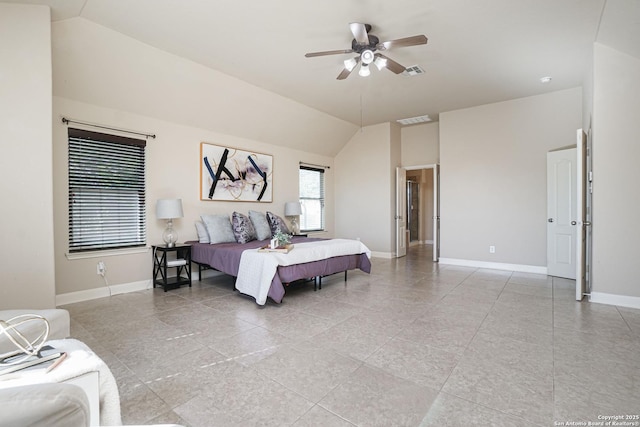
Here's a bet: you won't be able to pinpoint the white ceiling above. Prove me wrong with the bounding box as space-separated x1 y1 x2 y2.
5 0 640 127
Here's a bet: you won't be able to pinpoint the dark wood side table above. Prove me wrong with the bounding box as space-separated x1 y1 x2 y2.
152 244 192 291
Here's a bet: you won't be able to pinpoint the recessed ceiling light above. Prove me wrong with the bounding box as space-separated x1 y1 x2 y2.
397 115 432 125
540 76 552 83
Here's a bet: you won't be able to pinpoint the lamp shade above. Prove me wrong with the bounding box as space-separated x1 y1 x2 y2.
284 201 302 216
156 199 183 219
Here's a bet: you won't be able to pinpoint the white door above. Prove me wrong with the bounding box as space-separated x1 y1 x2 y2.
433 165 440 262
547 148 577 279
576 130 587 300
396 167 407 258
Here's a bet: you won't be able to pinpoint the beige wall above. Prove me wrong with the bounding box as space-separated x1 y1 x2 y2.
389 123 402 251
401 122 440 166
0 4 55 309
335 123 398 254
591 43 640 299
439 88 582 268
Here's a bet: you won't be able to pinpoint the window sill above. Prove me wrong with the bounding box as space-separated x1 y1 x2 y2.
301 230 328 236
65 246 150 260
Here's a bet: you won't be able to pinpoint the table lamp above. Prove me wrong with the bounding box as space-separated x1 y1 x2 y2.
284 201 302 235
156 199 183 247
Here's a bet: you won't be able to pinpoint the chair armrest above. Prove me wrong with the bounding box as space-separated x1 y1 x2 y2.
0 382 90 427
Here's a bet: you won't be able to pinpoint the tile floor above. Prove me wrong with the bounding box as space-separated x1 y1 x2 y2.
62 245 640 426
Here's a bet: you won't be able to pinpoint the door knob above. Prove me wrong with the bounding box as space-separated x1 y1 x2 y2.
571 221 577 225
548 218 554 223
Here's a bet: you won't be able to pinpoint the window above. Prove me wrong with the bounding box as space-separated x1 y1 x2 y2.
299 166 325 232
68 128 146 252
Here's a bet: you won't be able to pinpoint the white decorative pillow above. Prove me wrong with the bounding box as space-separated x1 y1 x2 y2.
200 214 236 244
194 221 210 244
266 211 291 235
249 210 272 241
232 212 257 244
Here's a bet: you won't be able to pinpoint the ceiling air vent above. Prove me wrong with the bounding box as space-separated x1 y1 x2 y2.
403 65 425 76
396 115 432 125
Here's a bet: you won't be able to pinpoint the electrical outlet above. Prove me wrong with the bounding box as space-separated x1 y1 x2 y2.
97 261 105 276
489 246 496 254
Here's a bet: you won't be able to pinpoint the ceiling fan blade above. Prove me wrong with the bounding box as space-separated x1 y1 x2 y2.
337 56 360 80
305 49 353 58
337 68 353 80
377 54 406 74
379 35 428 50
349 22 370 45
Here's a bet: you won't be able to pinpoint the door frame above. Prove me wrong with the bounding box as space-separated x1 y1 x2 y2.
576 129 588 301
404 164 440 261
395 167 407 258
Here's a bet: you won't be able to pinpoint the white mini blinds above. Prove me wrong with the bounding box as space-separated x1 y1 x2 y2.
68 128 146 252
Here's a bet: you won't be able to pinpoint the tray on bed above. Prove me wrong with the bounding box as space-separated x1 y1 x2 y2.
258 244 293 253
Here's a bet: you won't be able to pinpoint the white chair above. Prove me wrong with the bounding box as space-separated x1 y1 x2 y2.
0 382 184 427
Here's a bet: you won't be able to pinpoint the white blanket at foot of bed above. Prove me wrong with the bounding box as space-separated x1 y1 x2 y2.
236 238 371 305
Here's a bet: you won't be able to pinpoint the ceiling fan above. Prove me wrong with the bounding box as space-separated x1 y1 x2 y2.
305 23 428 80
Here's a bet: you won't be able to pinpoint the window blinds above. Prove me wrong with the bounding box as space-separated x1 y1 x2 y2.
68 128 146 252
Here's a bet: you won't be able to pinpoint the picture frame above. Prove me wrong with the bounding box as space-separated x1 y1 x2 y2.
200 142 273 202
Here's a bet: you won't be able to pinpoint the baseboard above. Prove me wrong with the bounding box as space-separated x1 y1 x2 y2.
371 251 394 259
425 240 434 244
589 292 640 310
438 258 547 275
56 280 152 306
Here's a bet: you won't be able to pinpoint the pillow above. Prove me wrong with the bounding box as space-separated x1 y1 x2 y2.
231 212 257 244
194 220 210 244
266 211 291 235
249 210 272 240
200 214 236 244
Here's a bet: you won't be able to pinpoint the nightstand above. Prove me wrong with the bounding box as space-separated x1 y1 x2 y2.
152 244 192 291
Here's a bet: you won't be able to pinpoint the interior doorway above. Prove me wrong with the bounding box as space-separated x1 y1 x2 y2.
407 180 420 243
404 164 439 261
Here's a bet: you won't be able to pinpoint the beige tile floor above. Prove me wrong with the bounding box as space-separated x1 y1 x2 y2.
62 245 640 426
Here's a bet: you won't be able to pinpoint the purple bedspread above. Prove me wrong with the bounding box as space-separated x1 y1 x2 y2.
189 236 371 303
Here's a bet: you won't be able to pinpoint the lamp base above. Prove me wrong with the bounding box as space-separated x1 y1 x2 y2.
290 218 299 235
162 219 178 248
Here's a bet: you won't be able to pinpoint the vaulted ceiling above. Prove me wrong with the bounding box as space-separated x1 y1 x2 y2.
5 0 640 127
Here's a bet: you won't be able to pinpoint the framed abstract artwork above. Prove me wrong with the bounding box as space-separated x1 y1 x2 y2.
200 142 273 202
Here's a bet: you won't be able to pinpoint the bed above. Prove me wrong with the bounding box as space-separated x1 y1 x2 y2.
190 236 371 304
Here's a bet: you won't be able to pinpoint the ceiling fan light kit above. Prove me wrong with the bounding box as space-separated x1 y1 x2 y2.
374 56 387 71
305 23 428 80
361 49 375 64
344 57 358 71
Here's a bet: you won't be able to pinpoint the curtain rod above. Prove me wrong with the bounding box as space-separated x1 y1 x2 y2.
61 117 156 139
299 161 330 169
